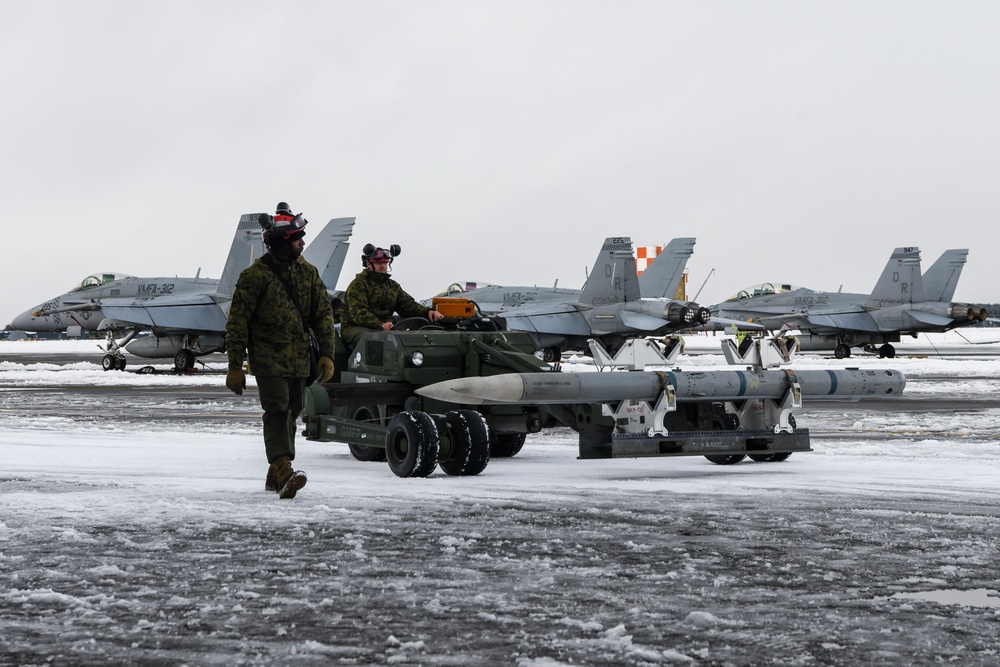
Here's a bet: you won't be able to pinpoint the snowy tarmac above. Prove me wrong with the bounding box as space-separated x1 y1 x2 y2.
1 338 999 666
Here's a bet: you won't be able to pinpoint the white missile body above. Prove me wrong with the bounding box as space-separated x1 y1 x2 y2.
416 368 906 406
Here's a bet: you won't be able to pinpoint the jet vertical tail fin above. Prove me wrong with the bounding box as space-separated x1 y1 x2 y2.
301 217 356 290
579 237 641 305
865 246 922 307
920 249 968 303
217 214 267 298
637 237 696 299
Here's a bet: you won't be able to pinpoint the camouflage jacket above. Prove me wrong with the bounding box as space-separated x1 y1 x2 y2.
225 254 334 377
340 270 429 331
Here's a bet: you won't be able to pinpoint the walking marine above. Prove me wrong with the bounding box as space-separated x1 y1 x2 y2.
225 202 335 499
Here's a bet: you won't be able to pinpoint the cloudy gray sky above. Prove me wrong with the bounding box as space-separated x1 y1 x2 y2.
3 1 998 328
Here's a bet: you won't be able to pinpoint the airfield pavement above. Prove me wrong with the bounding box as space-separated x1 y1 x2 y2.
1 340 999 666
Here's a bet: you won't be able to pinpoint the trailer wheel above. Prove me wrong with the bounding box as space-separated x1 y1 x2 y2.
490 432 526 458
705 406 745 465
348 405 387 462
385 411 439 478
440 410 490 476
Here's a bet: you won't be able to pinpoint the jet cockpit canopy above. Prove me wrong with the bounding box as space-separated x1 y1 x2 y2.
724 282 804 302
69 273 136 293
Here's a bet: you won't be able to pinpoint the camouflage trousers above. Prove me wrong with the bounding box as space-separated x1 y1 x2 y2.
256 376 308 463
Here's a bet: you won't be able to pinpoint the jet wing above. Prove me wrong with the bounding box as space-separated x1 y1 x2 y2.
804 312 879 332
98 294 227 334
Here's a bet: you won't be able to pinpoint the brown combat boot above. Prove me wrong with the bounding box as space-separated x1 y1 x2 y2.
264 466 279 492
269 456 307 499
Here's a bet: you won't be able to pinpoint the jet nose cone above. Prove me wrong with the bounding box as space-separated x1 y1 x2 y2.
9 308 41 331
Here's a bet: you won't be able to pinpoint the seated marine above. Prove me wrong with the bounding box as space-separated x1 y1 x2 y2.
339 243 443 348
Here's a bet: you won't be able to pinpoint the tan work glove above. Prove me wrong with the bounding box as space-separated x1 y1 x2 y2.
317 355 335 383
226 367 246 396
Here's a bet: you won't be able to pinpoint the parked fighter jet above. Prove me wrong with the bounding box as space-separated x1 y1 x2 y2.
428 237 697 312
481 237 709 361
709 247 988 358
10 215 355 371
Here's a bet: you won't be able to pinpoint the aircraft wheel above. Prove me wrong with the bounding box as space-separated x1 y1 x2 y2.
439 409 490 476
769 452 792 462
174 349 195 372
879 343 896 358
490 432 526 458
101 354 116 372
541 346 561 363
834 343 851 359
347 405 387 462
115 357 127 371
385 411 439 478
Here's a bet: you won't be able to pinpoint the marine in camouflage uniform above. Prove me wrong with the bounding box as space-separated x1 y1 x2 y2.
340 245 443 348
225 203 335 499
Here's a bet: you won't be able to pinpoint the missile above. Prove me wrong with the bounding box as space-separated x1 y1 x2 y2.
416 368 906 406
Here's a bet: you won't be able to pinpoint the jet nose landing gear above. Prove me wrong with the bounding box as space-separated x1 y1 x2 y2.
174 349 196 372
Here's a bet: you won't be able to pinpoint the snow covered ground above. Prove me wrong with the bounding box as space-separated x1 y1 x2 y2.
1 339 999 666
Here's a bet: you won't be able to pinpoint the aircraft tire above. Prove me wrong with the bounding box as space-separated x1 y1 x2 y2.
174 349 195 372
347 405 387 462
101 354 116 372
879 343 896 358
490 432 526 458
439 409 490 476
834 344 851 359
115 357 127 371
542 347 561 363
385 411 439 478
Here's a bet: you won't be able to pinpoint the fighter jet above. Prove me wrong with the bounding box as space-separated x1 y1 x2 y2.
480 237 709 361
10 215 355 371
709 247 989 358
428 237 697 311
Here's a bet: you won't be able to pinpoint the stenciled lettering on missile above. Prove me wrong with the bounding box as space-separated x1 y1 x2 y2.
524 378 574 399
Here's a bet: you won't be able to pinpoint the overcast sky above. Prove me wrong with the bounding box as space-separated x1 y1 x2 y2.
3 1 998 328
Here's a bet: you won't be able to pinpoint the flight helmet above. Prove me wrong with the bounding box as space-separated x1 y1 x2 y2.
259 212 307 248
361 243 401 268
275 201 293 216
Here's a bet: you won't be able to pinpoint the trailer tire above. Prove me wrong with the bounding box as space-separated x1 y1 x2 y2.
490 432 526 458
705 405 745 465
440 410 490 476
348 405 387 462
385 411 439 478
